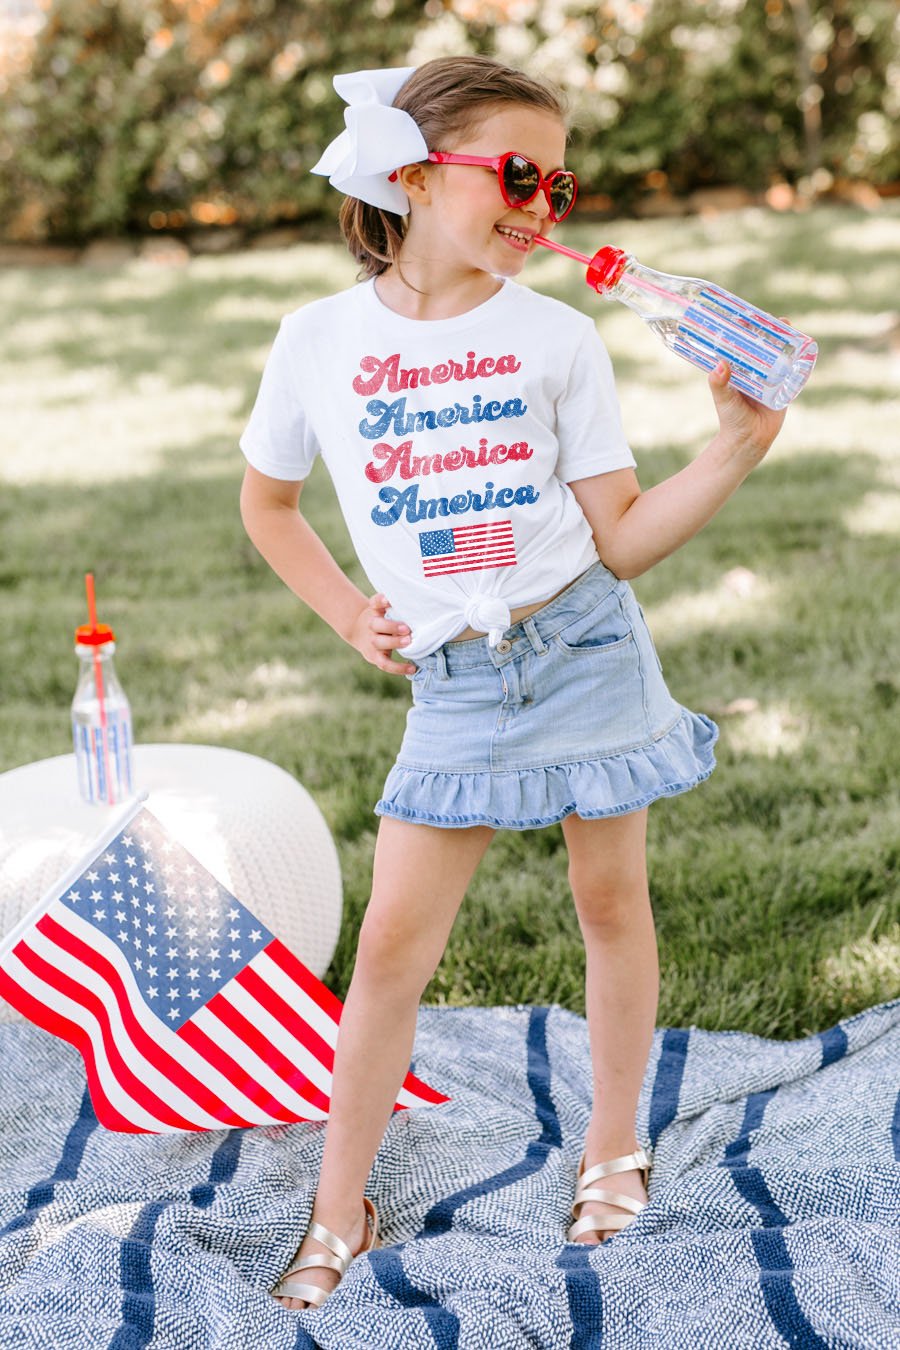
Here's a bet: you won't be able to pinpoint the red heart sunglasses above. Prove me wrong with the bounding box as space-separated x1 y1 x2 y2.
390 151 578 223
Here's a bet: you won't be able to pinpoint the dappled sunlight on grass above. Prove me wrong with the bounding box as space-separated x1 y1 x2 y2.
843 490 900 536
168 658 321 738
169 690 324 740
643 565 781 642
721 701 810 760
819 924 900 1010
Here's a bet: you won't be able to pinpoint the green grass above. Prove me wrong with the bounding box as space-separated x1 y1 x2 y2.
1 204 898 1038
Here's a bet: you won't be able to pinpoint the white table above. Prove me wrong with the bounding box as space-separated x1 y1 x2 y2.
0 744 342 1023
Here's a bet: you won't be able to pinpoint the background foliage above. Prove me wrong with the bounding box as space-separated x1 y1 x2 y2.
1 0 898 243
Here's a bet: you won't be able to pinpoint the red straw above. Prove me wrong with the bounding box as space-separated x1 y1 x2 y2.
85 571 99 632
85 572 113 804
532 235 591 264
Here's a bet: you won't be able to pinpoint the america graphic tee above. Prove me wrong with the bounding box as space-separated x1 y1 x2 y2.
239 276 636 660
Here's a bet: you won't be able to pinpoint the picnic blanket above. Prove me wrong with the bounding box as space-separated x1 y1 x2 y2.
1 1000 898 1349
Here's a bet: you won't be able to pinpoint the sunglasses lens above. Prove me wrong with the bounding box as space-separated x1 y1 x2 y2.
549 173 577 221
502 154 541 205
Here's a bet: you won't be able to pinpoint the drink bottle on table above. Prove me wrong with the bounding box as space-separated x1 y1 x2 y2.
71 575 134 806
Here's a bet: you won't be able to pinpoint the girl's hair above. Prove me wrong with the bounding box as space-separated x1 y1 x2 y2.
338 55 568 279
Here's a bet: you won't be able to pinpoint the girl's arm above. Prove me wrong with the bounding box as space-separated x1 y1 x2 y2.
569 361 787 580
240 465 416 674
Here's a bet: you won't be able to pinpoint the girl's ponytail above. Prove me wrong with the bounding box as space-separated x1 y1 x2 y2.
339 196 404 278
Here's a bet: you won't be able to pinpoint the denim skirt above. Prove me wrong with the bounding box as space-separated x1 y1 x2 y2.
375 561 718 830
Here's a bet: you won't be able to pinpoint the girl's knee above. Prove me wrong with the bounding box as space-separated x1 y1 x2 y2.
568 866 650 931
354 904 441 993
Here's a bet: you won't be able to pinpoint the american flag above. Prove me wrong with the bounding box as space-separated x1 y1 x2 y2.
0 803 448 1133
419 521 517 577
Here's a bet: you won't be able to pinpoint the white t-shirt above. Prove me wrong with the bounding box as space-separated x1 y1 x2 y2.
240 276 635 660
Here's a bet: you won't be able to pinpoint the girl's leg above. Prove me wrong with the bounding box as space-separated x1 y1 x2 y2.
560 807 658 1239
276 816 494 1308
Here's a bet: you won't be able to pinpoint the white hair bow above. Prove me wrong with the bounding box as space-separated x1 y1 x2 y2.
311 67 428 215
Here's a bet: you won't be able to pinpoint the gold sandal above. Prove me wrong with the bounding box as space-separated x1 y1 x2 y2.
271 1197 379 1307
567 1147 652 1243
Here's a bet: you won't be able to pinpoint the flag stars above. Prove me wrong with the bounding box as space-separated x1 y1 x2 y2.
249 930 263 943
68 890 81 903
124 853 136 866
167 1008 180 1021
167 947 178 959
147 986 158 998
164 905 177 919
119 930 129 943
86 870 100 883
230 949 241 961
189 988 201 1001
228 929 240 941
107 872 120 885
103 852 116 865
144 902 155 914
167 988 180 1000
144 882 155 895
115 910 127 923
112 891 124 904
188 967 200 980
142 860 154 874
90 890 103 903
208 968 221 981
128 876 139 889
148 965 158 978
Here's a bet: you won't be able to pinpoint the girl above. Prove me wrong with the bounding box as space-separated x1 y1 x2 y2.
239 56 786 1309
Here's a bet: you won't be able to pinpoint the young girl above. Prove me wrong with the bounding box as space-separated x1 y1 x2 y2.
239 56 786 1309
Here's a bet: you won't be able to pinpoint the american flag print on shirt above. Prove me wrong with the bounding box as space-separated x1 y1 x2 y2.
419 520 517 577
0 804 448 1133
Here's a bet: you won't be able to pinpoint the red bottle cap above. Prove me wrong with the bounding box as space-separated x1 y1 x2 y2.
586 246 628 293
75 623 115 645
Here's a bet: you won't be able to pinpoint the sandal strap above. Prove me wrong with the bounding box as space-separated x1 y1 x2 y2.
572 1187 647 1218
567 1210 640 1242
280 1252 347 1279
270 1276 331 1305
306 1219 354 1270
579 1148 652 1190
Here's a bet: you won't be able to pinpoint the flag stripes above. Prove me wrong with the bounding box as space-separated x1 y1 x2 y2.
0 805 448 1132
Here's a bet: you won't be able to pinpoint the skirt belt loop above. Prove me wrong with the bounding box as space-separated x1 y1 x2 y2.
522 615 548 655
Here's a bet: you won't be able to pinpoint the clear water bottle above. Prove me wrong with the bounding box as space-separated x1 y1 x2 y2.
72 622 134 805
534 237 817 409
585 246 817 409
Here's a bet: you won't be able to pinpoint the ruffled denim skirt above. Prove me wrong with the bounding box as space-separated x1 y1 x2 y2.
376 561 718 830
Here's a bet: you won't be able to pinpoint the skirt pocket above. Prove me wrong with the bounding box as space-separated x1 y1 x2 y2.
552 584 633 655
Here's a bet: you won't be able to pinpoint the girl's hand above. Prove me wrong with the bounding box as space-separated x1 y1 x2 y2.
349 593 417 676
709 359 787 467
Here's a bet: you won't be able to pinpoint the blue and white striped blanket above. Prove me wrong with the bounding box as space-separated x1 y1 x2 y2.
1 1001 898 1349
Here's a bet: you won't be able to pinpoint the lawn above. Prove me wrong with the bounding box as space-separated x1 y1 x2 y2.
1 203 898 1038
